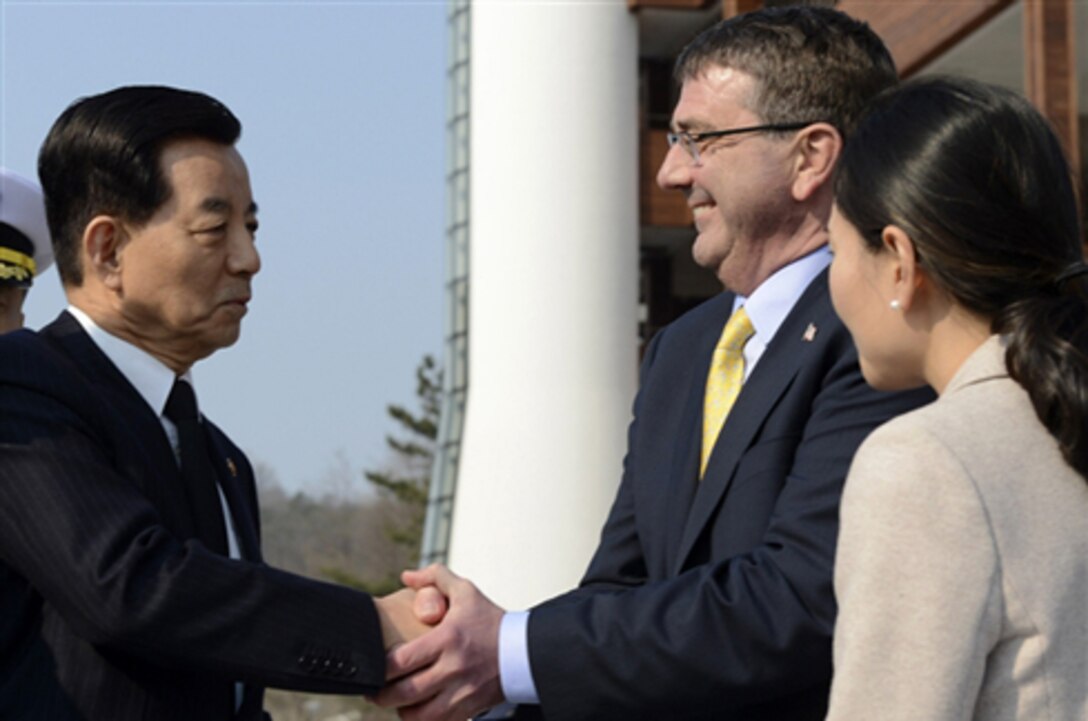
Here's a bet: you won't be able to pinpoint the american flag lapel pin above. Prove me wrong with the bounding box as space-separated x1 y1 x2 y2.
226 457 238 478
802 323 818 342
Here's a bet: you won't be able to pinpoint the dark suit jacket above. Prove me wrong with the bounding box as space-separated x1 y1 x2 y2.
0 312 385 720
521 272 934 721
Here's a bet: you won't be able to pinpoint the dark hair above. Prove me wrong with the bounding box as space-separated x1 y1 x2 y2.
674 5 897 139
38 85 241 286
835 76 1088 478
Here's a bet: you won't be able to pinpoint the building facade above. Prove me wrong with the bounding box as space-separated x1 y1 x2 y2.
424 0 1086 610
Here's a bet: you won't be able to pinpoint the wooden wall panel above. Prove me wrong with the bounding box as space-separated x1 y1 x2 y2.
641 129 693 227
1024 0 1079 177
836 0 1013 77
723 0 763 17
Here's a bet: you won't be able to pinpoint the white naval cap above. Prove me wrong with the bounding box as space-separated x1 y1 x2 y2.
0 167 54 288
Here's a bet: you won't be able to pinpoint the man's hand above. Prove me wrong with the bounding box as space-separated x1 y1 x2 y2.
375 586 449 650
374 564 506 721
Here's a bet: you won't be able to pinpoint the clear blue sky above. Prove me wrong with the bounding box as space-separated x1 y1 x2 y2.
1 0 447 495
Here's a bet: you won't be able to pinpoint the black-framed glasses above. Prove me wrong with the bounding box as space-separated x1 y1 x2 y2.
666 121 818 166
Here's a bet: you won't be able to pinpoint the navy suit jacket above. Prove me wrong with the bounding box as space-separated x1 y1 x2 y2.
521 272 934 720
0 312 385 720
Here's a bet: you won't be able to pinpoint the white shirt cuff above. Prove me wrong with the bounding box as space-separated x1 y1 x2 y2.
499 610 540 705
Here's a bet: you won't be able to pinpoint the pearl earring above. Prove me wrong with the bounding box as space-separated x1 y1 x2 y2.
889 299 901 311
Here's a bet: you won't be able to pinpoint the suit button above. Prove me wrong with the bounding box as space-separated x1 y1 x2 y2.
347 664 358 676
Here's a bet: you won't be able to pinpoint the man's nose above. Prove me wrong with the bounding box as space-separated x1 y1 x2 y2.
229 232 261 277
657 141 692 191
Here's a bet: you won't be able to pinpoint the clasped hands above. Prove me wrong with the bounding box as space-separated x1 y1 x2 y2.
374 564 507 721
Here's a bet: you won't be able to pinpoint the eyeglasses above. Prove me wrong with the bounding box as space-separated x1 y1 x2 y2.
666 121 817 166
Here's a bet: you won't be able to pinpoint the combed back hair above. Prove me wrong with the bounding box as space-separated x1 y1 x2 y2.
38 85 242 286
674 6 897 139
835 76 1088 479
674 4 896 138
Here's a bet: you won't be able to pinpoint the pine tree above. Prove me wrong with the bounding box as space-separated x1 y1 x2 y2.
365 354 441 548
326 354 441 595
365 353 441 561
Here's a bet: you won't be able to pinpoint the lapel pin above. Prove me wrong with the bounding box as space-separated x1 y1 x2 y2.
226 457 238 478
802 323 818 342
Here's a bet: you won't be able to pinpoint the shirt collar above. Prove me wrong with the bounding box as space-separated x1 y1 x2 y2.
67 305 196 417
733 246 831 343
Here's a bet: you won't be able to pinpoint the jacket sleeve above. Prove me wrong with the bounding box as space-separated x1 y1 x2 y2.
0 345 387 695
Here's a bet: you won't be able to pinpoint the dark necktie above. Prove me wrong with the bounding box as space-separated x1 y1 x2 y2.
164 379 229 555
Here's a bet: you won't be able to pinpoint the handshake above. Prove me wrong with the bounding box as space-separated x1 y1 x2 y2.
372 564 508 721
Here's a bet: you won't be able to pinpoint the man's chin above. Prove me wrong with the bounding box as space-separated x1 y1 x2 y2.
691 236 725 274
194 323 243 359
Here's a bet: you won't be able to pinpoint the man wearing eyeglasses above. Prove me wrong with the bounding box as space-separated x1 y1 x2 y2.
378 7 933 721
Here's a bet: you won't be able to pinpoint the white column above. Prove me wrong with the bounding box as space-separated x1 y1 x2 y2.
448 0 640 610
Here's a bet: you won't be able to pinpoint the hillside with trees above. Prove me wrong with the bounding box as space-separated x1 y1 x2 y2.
260 356 440 721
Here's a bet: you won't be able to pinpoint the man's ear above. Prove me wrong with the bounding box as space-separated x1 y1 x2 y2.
881 224 924 311
82 216 126 291
791 123 841 202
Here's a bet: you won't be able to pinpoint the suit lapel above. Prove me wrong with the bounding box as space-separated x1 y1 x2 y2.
45 312 263 563
41 311 200 540
206 427 262 562
662 294 733 564
673 274 829 574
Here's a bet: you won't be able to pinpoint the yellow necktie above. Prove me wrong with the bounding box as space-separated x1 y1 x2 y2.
701 307 755 478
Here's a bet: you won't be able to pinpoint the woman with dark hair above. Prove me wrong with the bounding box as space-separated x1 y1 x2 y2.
824 76 1088 720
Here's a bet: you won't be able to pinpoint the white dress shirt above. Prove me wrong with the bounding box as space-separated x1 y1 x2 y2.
68 306 243 558
495 247 833 710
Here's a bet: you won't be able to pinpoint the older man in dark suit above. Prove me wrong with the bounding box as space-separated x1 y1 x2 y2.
0 85 438 721
376 7 934 721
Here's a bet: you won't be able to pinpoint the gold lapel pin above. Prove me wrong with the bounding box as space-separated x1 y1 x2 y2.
226 458 238 478
802 323 818 342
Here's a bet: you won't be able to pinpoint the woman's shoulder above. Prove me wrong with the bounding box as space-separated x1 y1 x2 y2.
856 341 1028 476
849 368 1084 528
849 402 966 497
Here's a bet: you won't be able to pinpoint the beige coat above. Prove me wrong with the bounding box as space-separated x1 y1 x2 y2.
827 335 1088 721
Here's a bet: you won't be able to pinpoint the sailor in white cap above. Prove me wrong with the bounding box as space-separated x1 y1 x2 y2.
0 168 54 332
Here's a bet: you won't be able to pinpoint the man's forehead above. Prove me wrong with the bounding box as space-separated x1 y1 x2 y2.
673 65 758 127
158 139 254 210
688 62 748 85
159 138 247 180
